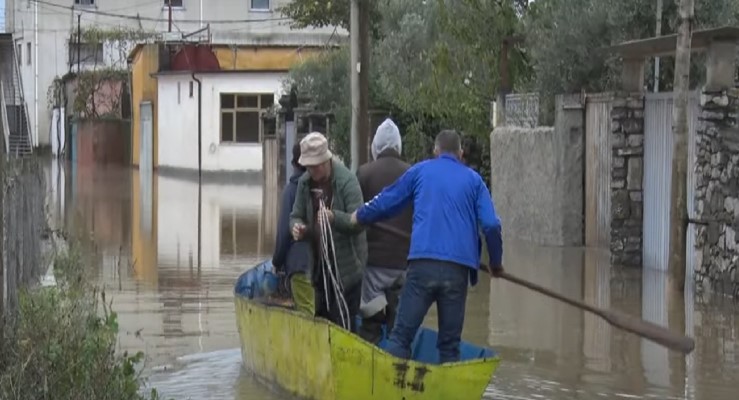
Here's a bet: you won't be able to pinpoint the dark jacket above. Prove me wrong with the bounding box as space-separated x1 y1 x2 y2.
356 149 412 269
290 159 367 289
272 169 311 276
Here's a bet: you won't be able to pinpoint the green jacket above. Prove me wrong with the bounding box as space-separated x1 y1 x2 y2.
289 159 367 289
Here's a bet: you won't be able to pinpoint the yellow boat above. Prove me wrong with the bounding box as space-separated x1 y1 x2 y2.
234 260 501 400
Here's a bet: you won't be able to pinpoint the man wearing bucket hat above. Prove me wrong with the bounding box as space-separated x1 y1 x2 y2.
289 132 367 332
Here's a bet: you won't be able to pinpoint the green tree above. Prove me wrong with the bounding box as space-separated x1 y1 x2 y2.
285 0 528 177
278 0 383 38
522 0 739 95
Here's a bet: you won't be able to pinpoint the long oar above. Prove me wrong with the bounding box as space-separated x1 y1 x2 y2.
371 222 696 355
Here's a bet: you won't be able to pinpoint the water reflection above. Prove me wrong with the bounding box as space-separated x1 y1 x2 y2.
44 160 739 400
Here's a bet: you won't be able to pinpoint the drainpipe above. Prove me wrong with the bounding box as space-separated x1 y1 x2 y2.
192 73 202 180
33 0 38 148
192 72 202 270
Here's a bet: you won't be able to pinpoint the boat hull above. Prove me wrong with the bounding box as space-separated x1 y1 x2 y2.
234 295 500 400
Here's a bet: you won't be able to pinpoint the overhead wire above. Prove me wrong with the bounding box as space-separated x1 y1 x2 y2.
28 0 290 24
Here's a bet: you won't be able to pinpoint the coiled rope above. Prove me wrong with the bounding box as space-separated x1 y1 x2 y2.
316 196 351 330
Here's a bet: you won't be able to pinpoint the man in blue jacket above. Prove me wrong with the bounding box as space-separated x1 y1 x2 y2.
272 143 313 315
350 129 504 363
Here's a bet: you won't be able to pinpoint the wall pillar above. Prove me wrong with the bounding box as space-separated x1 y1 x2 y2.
610 91 644 267
694 39 739 297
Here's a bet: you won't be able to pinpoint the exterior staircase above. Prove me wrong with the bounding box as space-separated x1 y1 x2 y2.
0 33 34 158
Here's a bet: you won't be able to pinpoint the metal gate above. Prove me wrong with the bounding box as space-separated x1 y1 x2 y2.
139 101 153 238
585 93 613 247
643 92 699 271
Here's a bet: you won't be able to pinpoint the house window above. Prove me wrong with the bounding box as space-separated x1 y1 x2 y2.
74 0 95 6
220 93 274 144
16 44 21 65
26 42 31 65
69 42 104 65
220 210 254 257
251 0 270 11
164 0 183 7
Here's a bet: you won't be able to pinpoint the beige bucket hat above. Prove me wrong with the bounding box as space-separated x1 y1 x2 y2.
299 132 333 166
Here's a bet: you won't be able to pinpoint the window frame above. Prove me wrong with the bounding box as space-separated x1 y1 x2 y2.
68 41 105 66
219 92 274 145
163 0 184 8
250 0 271 12
74 0 95 7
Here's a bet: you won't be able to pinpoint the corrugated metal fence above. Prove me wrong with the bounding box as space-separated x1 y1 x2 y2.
584 93 613 247
1 158 47 315
643 92 699 272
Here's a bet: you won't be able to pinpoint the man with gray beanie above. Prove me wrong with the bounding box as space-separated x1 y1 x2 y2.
350 129 504 363
356 118 412 344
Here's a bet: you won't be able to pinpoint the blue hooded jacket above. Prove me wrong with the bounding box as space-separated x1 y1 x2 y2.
272 169 311 276
356 154 503 286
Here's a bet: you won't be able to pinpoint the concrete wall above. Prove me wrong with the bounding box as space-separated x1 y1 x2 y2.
490 100 584 246
156 71 286 173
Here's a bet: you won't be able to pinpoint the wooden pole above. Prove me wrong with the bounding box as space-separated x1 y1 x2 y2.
349 0 370 170
358 0 370 166
349 0 360 171
668 0 694 291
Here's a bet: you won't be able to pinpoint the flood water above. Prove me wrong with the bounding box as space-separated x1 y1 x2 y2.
43 161 739 400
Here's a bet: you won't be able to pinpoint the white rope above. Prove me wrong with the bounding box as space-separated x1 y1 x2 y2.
317 197 351 330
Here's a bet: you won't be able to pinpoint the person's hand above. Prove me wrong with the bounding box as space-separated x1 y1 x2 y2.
292 223 307 240
350 210 358 226
271 261 284 275
318 209 334 225
489 264 504 278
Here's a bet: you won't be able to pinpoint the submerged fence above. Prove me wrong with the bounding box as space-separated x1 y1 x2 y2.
1 157 47 316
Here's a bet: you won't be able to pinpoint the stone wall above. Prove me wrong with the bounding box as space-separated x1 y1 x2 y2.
489 125 583 246
610 93 644 267
694 89 739 297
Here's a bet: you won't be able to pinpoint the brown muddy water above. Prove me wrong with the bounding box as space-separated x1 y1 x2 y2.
43 161 739 400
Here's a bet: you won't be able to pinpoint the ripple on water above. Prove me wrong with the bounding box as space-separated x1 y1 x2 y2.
145 349 286 400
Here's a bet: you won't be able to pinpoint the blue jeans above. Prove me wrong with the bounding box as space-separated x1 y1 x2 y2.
384 259 469 363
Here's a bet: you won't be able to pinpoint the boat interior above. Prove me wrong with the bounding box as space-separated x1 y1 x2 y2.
234 260 498 365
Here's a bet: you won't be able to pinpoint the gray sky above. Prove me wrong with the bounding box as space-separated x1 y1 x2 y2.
0 3 4 32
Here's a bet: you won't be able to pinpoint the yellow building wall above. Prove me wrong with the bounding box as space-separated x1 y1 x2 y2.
131 44 160 167
213 46 323 71
130 170 159 285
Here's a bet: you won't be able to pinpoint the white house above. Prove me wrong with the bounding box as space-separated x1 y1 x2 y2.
3 0 341 149
155 70 285 173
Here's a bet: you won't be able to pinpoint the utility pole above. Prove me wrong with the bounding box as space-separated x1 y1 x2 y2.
349 0 370 171
654 0 663 92
668 0 694 291
358 0 370 166
168 0 173 33
77 14 81 74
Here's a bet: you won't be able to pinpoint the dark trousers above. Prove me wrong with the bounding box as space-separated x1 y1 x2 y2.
315 279 361 333
385 259 469 363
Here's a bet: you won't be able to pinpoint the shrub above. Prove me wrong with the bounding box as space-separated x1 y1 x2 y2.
0 241 163 400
